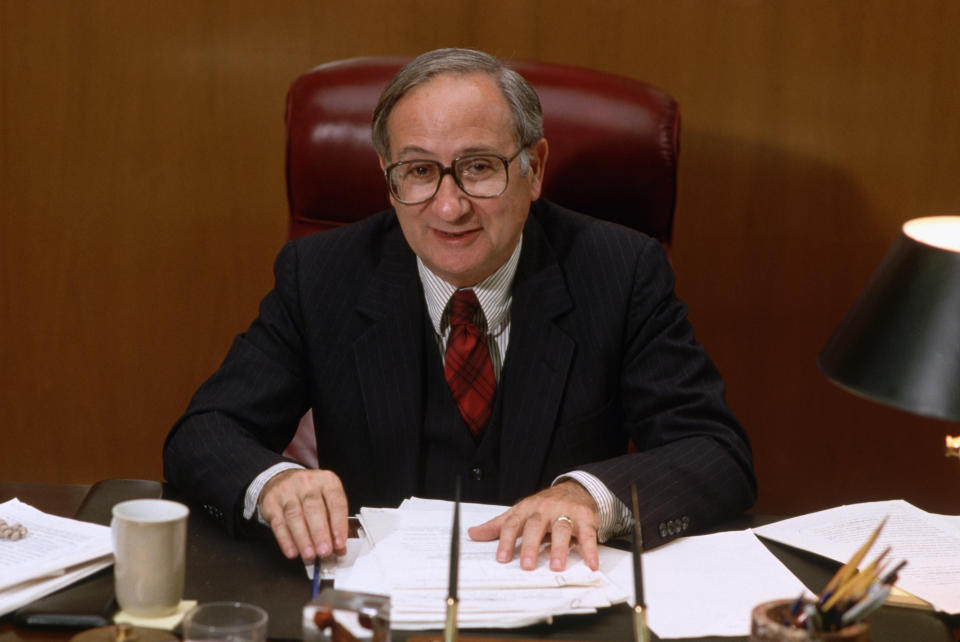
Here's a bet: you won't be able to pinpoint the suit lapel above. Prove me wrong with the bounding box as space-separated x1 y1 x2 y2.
352 224 424 501
498 212 575 501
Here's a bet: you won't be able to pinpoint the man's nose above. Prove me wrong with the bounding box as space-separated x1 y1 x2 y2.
432 173 470 220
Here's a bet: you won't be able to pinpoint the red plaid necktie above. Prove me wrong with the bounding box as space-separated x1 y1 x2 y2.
444 289 496 439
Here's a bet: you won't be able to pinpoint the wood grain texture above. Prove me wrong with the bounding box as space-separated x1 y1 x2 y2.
2 0 958 516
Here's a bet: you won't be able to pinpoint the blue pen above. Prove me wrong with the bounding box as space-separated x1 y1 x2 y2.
311 558 321 599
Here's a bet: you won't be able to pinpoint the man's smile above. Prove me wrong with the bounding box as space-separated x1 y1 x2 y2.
434 228 481 240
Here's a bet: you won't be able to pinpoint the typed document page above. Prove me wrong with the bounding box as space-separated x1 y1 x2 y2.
0 498 113 616
753 499 960 613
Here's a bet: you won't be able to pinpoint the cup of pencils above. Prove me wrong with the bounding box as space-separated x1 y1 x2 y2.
749 598 870 641
749 517 906 641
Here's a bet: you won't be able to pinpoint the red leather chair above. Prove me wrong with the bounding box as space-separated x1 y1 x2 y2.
282 57 680 466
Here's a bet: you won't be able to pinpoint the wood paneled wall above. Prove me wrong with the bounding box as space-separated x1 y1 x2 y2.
2 1 958 516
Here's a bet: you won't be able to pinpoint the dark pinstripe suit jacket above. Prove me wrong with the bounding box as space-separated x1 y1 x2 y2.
163 199 756 548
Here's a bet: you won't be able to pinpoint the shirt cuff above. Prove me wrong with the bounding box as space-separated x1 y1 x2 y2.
243 462 305 525
553 470 632 543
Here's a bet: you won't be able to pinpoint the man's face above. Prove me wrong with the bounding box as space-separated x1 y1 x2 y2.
380 72 548 288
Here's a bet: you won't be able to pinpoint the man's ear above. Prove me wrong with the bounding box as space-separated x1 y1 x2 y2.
527 138 549 201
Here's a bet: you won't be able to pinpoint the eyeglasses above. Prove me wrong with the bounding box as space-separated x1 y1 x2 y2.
383 149 524 205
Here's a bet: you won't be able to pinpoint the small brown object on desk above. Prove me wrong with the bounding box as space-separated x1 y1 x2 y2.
749 599 869 641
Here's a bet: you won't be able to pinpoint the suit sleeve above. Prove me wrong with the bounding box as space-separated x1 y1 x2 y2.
578 237 757 548
162 241 311 535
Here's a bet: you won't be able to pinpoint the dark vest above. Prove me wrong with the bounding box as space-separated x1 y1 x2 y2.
419 314 503 504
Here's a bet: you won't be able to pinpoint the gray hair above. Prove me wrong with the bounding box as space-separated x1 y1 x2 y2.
371 48 543 174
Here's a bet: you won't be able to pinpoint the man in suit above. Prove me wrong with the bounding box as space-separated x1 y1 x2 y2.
163 48 756 573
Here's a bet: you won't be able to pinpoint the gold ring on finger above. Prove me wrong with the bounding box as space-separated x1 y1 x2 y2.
553 515 575 531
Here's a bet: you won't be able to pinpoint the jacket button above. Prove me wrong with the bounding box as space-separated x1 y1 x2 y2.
658 522 668 538
681 516 690 531
471 466 483 481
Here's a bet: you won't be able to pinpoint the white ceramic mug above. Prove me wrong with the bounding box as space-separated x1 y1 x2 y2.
111 498 189 617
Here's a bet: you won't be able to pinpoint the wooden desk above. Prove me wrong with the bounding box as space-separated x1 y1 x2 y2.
1 481 956 642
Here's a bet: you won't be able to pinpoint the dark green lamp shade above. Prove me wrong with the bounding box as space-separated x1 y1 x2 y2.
817 216 960 422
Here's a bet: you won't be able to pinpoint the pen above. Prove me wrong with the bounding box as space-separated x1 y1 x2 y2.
840 584 891 626
790 516 900 633
880 559 907 585
838 559 906 627
630 484 650 642
311 558 321 599
445 476 461 642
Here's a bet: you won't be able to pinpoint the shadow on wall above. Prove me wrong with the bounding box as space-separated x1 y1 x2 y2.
672 128 957 516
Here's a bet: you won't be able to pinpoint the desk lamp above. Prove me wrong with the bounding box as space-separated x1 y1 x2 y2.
817 216 960 455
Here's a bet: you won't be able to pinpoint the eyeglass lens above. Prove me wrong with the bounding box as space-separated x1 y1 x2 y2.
388 155 509 204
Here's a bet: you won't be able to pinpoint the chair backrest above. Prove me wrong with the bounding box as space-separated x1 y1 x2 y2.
284 56 679 246
281 58 680 467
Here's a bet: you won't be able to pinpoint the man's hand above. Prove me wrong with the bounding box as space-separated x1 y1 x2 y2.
258 468 349 562
467 480 599 572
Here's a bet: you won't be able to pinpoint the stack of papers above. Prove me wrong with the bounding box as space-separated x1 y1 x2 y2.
336 497 632 629
332 497 810 636
0 498 113 617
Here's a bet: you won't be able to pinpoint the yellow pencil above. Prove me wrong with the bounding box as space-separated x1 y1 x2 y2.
822 517 887 598
822 546 889 611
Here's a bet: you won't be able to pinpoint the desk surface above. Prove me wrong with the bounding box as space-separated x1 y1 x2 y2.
1 481 955 642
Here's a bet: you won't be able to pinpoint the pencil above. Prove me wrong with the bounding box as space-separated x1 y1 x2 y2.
822 546 888 612
822 517 887 598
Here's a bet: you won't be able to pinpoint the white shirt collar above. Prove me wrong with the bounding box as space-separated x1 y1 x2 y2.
417 236 523 337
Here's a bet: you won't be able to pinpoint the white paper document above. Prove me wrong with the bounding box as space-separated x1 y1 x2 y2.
335 497 809 637
753 499 960 613
336 497 631 629
604 529 811 638
0 498 114 617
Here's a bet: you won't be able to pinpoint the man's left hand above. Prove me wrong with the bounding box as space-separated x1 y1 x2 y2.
467 480 599 571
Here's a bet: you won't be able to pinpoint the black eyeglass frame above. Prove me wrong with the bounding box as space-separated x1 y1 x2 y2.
383 148 525 205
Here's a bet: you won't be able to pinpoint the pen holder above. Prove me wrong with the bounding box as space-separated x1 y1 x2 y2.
303 588 390 642
749 599 870 641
